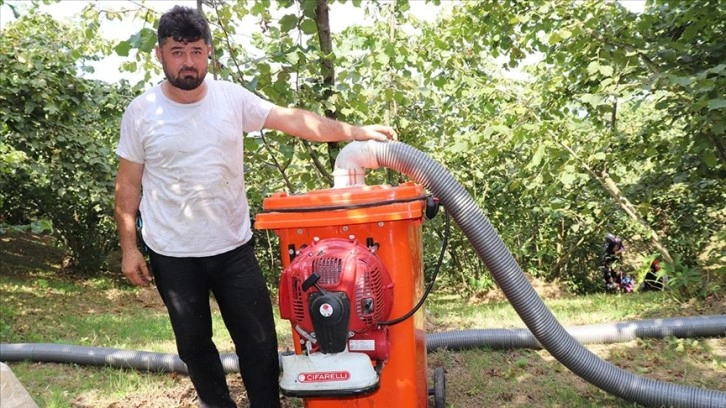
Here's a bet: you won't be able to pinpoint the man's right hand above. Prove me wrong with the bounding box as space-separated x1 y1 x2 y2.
121 248 153 287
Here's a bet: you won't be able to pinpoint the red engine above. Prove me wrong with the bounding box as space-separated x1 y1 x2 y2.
278 236 394 362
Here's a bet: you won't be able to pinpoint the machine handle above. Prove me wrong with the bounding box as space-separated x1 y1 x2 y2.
302 273 323 293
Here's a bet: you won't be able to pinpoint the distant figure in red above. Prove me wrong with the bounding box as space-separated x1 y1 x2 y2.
640 258 667 291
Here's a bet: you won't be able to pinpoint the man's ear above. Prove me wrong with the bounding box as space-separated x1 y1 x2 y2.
154 45 162 63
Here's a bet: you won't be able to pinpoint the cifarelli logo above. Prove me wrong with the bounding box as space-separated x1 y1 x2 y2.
298 371 351 382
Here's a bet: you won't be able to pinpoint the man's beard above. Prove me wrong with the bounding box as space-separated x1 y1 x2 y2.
163 64 206 91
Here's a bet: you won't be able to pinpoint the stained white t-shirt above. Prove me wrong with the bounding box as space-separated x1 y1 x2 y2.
117 79 274 257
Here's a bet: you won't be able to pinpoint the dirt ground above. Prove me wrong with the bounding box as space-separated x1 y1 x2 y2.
72 377 282 408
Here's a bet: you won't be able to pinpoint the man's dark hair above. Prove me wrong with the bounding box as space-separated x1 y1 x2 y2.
157 6 212 46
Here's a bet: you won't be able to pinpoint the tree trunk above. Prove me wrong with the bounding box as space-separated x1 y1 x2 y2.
559 141 674 264
600 171 673 264
706 131 726 168
313 0 340 172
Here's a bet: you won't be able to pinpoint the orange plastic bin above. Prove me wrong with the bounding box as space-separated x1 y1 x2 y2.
255 182 429 407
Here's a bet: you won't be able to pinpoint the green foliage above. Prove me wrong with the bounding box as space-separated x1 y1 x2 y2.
98 0 723 298
2 0 722 300
0 7 132 274
0 219 52 234
660 256 705 301
421 0 726 295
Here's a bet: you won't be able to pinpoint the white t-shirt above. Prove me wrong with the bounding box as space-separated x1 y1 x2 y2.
117 79 274 257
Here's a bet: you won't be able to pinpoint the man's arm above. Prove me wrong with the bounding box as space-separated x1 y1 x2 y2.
263 106 397 142
114 158 152 287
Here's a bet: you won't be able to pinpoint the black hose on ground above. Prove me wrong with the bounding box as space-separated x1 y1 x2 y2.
426 314 726 351
2 314 724 374
0 343 237 375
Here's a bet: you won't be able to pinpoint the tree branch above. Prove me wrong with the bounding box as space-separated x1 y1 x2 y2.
259 131 297 193
557 138 674 264
587 29 661 76
302 140 334 187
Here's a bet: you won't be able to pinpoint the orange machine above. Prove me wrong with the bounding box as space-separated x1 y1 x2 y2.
255 182 430 407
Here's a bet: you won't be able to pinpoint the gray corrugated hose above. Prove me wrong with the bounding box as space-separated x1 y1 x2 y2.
426 315 726 351
1 315 724 374
0 343 239 375
332 140 726 408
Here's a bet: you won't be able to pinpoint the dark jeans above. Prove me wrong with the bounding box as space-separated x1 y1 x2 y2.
149 239 280 408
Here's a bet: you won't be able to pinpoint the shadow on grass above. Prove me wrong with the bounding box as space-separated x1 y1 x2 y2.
0 232 65 275
426 332 725 408
424 286 725 407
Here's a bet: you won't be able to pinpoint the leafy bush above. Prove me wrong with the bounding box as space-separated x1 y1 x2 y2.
1 12 131 274
660 256 705 300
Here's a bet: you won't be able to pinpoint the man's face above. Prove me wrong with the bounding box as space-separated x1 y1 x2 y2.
156 38 211 91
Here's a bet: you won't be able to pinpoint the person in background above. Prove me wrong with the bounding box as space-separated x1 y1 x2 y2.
640 258 668 291
602 233 625 292
620 273 635 293
114 5 397 407
603 233 625 264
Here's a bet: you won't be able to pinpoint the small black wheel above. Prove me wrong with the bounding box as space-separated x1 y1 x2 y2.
433 367 446 408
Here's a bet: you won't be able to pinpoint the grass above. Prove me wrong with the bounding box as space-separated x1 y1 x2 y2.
426 336 725 407
1 232 724 407
427 290 708 330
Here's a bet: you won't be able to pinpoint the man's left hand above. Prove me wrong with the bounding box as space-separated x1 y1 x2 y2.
353 125 398 141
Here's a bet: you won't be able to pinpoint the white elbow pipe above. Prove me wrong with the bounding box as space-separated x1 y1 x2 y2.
332 141 382 188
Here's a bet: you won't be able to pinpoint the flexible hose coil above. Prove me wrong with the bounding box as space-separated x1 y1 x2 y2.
359 140 725 408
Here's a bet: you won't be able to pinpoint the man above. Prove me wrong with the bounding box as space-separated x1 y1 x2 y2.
114 6 396 408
